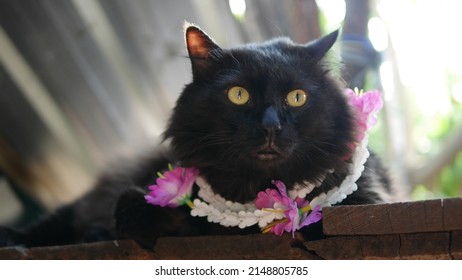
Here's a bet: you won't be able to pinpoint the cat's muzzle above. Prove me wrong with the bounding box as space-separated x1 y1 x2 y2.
256 146 283 161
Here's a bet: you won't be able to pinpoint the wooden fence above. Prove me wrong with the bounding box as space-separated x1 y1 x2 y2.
1 197 461 259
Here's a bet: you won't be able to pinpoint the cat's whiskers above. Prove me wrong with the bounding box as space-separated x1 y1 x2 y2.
218 142 247 163
291 148 310 170
183 131 232 155
299 139 339 165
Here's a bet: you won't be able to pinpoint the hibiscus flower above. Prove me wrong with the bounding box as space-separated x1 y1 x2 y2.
256 180 322 236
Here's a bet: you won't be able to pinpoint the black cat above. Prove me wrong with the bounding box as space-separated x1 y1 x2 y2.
0 23 394 249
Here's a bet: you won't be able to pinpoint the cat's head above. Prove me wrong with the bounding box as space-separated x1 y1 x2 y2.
165 23 354 184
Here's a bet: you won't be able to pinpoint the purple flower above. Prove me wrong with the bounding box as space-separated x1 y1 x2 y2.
299 204 322 228
145 167 199 207
345 88 383 142
256 180 322 236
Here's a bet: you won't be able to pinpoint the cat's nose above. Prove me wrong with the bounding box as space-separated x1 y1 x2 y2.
261 106 282 135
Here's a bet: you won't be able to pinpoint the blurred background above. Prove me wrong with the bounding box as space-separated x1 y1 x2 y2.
1 0 461 226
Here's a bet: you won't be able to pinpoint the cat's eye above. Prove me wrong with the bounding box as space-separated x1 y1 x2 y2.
227 86 250 105
286 89 308 107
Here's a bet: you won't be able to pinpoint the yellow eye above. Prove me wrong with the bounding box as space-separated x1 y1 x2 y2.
227 86 250 105
286 89 308 107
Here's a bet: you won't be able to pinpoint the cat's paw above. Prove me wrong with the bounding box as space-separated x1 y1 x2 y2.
0 226 24 248
115 189 188 249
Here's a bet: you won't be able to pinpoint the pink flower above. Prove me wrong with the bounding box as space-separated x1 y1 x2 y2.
345 88 383 142
256 180 291 210
145 167 199 207
256 180 322 236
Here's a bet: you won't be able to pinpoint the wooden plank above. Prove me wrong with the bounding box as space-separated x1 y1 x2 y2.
389 199 443 233
154 233 317 260
0 240 156 260
304 235 401 260
443 198 462 230
1 231 461 260
451 231 462 259
399 232 451 260
305 231 461 260
323 198 462 235
0 234 317 260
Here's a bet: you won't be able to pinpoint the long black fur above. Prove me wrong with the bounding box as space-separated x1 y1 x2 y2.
0 25 393 248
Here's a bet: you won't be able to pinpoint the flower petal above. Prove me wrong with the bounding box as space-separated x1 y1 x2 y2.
345 88 383 142
299 205 322 228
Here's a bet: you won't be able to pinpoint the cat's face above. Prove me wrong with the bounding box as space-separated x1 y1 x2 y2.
165 24 354 181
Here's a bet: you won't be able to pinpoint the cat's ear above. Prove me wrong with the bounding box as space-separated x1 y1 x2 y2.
184 22 222 77
305 29 339 59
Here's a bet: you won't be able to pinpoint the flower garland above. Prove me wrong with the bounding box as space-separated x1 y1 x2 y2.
145 88 383 236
